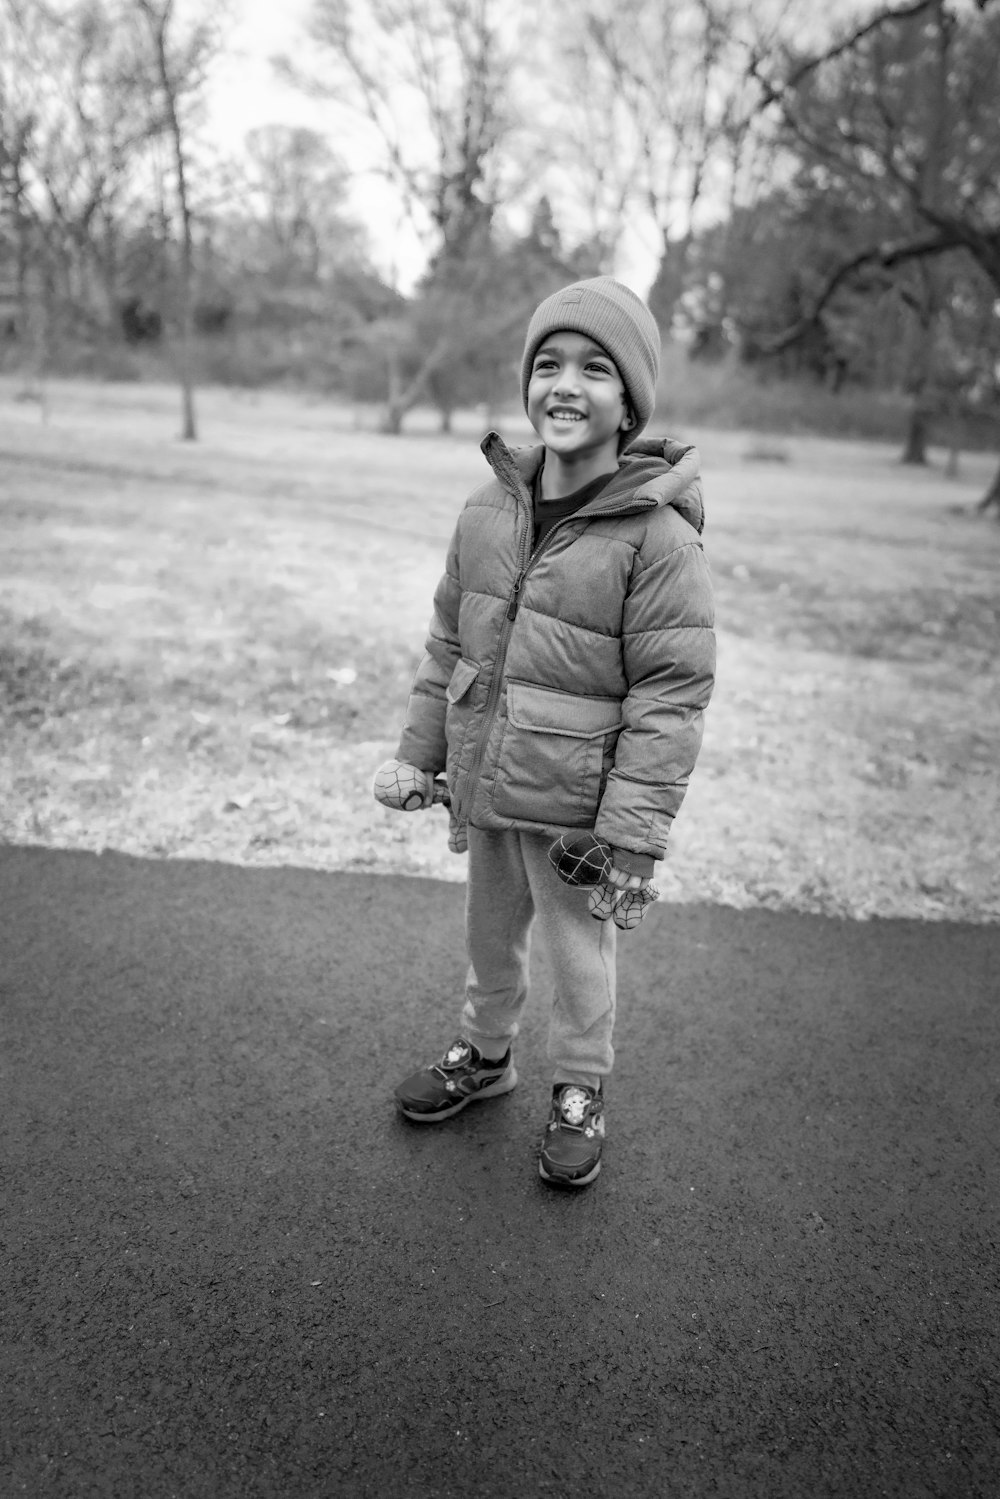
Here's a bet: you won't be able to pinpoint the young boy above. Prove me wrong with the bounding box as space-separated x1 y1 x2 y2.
384 276 715 1188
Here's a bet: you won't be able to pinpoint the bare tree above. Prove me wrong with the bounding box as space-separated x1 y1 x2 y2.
285 0 534 431
531 9 643 273
0 2 37 356
240 126 361 284
132 0 223 441
0 0 151 381
750 0 1000 510
300 0 517 255
545 0 807 329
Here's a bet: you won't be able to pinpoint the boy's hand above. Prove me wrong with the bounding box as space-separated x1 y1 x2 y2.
547 831 659 929
598 859 657 928
372 759 450 812
587 880 659 929
605 865 651 894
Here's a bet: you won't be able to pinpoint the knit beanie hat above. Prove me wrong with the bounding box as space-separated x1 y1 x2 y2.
520 276 661 439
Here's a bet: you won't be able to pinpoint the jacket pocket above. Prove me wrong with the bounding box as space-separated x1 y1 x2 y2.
492 682 623 826
446 657 479 704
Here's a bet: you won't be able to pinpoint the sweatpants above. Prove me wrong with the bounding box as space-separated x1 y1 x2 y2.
459 825 617 1091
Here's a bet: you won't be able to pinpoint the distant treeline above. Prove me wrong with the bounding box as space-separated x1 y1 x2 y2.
1 0 999 494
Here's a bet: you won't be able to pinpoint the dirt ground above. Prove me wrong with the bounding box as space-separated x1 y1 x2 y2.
1 378 999 923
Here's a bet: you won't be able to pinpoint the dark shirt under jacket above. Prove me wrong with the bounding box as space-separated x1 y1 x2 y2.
532 468 618 550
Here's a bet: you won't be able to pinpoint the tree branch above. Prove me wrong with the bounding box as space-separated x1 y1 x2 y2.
751 1 947 110
754 229 963 354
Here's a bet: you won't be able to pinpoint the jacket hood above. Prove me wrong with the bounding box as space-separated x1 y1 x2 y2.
480 430 704 536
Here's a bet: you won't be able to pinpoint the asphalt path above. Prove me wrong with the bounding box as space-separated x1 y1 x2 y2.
1 844 998 1499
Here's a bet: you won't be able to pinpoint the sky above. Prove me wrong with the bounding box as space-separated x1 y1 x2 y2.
209 0 313 146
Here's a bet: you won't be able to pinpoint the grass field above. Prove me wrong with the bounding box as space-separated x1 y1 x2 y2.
2 377 998 921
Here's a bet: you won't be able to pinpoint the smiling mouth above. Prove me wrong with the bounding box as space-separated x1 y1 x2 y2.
548 408 585 423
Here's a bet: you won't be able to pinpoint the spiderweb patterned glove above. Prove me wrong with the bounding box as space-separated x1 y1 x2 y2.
546 831 659 931
372 759 450 812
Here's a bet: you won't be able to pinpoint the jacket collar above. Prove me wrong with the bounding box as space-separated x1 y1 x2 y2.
480 430 704 535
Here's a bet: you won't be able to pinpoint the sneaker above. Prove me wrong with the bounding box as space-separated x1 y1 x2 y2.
394 1038 517 1122
538 1083 605 1188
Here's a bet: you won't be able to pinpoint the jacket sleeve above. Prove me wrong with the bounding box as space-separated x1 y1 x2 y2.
595 536 715 859
395 525 463 773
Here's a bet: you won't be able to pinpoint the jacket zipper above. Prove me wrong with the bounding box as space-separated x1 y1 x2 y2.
453 487 657 833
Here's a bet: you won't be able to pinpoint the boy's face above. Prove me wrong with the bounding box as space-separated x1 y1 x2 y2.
526 330 633 465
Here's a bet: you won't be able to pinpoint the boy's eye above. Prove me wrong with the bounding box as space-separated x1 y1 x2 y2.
585 361 613 376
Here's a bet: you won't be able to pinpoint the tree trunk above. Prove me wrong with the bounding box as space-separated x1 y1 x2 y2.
379 402 406 435
438 406 453 434
177 305 196 440
378 338 449 434
976 454 1000 516
647 231 691 335
170 118 196 440
380 350 407 434
901 401 929 465
144 0 198 441
898 262 942 467
943 390 961 477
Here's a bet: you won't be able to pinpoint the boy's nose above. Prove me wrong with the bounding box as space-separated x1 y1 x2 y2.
553 367 582 394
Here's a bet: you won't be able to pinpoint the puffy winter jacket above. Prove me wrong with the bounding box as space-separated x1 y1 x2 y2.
396 430 715 862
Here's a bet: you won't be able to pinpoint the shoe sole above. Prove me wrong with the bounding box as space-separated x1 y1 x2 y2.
538 1157 602 1188
397 1066 518 1123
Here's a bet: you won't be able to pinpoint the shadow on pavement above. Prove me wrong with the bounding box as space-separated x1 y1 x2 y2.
2 846 997 1498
